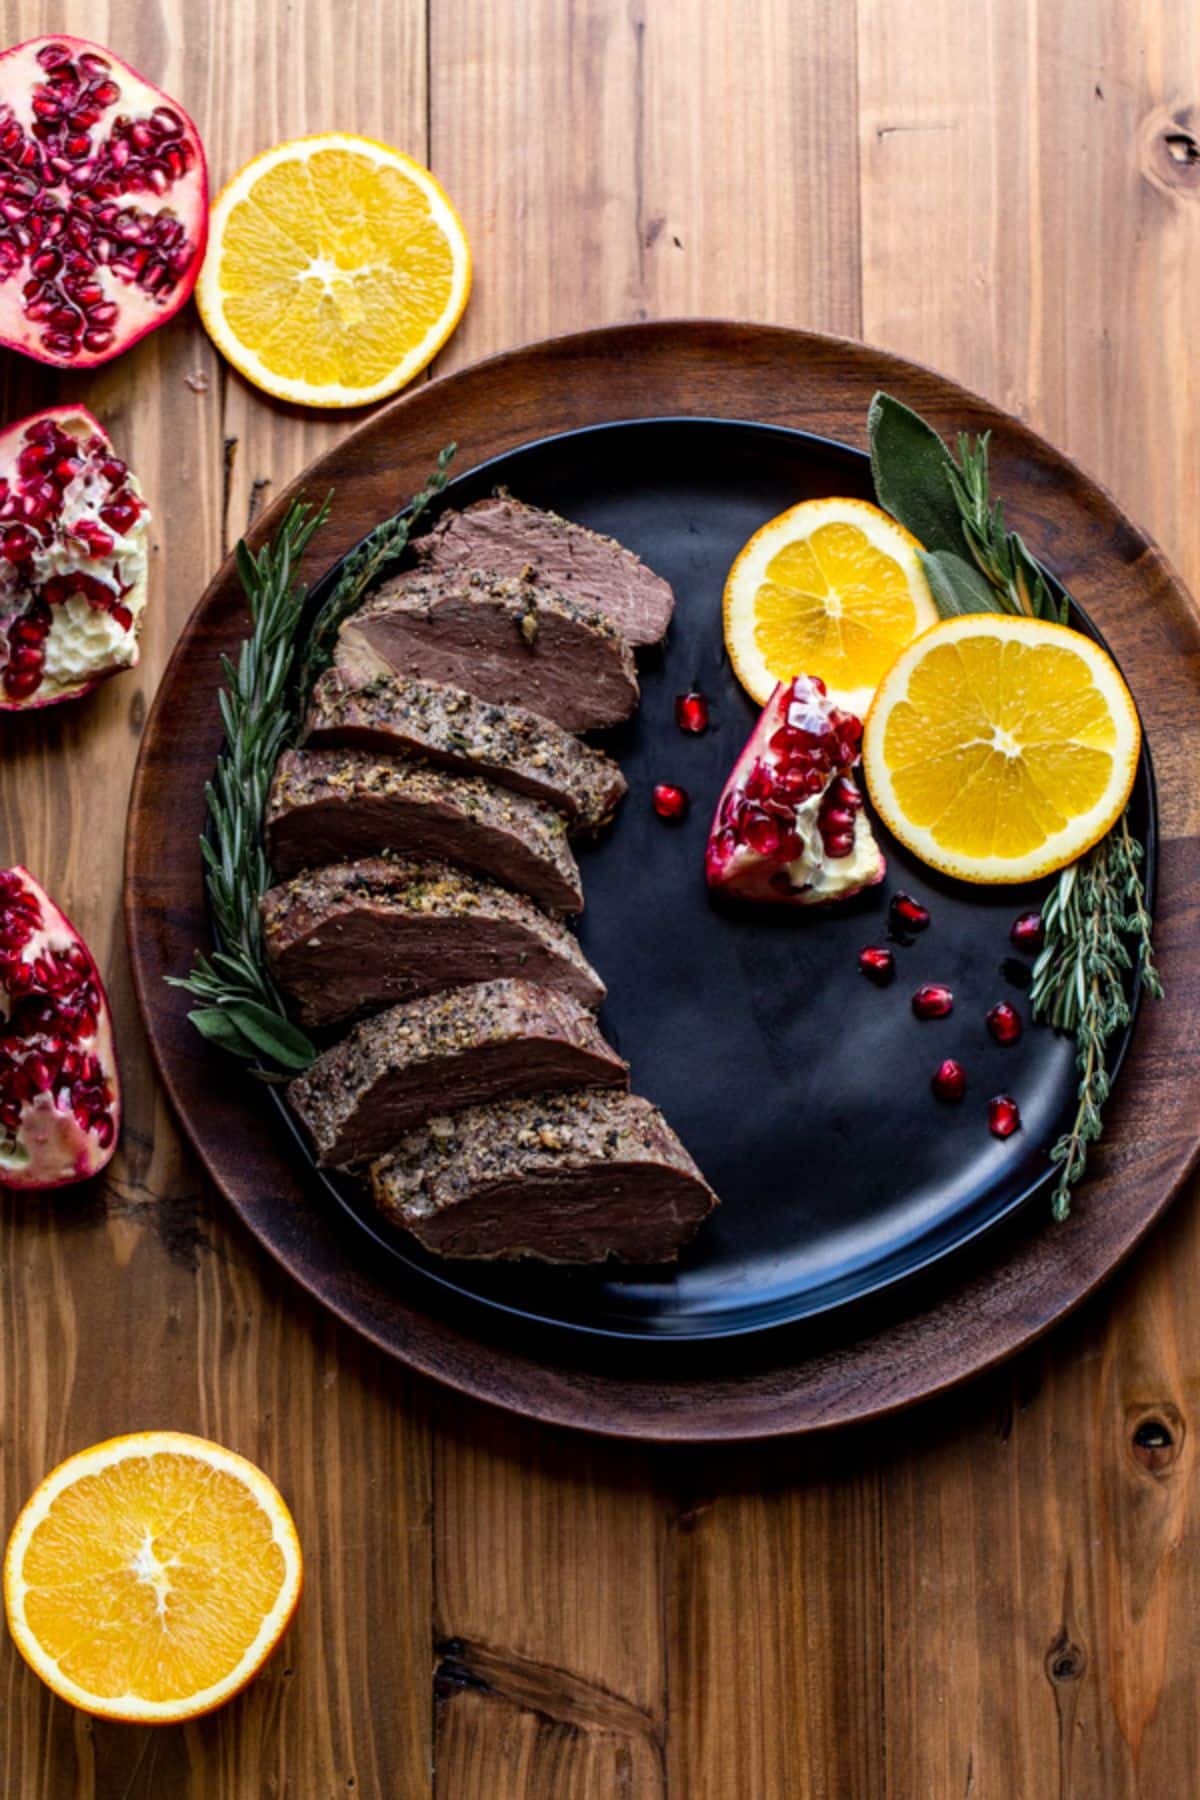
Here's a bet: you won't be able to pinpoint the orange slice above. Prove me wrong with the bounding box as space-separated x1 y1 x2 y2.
196 133 471 407
722 497 938 713
862 615 1141 883
4 1431 302 1722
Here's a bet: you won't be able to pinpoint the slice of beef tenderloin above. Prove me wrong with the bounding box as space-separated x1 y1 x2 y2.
303 667 626 831
411 495 675 646
370 1088 719 1264
265 749 582 912
287 979 628 1167
262 856 604 1031
334 571 639 733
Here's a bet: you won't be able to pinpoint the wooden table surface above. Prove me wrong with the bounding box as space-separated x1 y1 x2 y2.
3 1 1199 1794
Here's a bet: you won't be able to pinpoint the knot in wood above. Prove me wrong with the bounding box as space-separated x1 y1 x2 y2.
1045 1626 1087 1687
1139 106 1200 197
1128 1403 1185 1475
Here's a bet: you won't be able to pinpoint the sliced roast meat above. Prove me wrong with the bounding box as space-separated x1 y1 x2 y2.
335 571 639 733
262 856 604 1031
288 979 628 1168
303 667 626 831
411 494 675 646
370 1088 719 1264
265 749 582 913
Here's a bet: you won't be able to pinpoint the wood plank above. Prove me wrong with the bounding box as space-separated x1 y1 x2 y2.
0 1 433 1794
858 2 1200 1794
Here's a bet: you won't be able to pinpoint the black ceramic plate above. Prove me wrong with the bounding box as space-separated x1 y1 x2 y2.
274 417 1155 1342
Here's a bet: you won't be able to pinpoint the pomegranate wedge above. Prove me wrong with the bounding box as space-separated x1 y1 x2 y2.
705 675 885 905
0 36 207 367
0 867 120 1190
0 405 149 710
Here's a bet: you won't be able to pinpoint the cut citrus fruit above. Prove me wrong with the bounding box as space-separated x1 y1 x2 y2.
196 133 471 408
723 497 939 713
4 1431 302 1722
862 615 1141 884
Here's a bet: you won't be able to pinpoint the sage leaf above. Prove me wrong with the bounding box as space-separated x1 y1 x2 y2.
222 999 316 1070
918 549 1001 619
867 392 965 557
187 1007 262 1060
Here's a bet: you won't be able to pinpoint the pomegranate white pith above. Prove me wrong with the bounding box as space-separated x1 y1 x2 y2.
0 36 207 367
705 675 885 905
0 405 149 710
0 867 120 1190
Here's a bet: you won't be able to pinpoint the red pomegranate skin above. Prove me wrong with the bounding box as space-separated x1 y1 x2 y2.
0 36 208 368
705 675 884 906
0 865 121 1190
0 405 149 712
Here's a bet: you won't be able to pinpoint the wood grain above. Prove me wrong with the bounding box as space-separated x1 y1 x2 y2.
4 4 1200 1800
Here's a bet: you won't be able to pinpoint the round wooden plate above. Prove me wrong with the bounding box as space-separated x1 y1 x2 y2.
125 321 1200 1441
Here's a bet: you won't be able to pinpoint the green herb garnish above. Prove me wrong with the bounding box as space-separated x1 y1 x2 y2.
296 443 456 700
869 391 1161 1218
1031 816 1162 1219
170 448 455 1078
869 392 1066 623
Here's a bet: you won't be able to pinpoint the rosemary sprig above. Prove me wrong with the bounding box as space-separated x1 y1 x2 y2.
168 496 331 1079
296 443 456 701
1031 816 1163 1219
944 432 1066 624
169 449 457 1080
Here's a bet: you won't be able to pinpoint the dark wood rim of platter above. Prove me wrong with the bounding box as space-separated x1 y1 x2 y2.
124 320 1200 1442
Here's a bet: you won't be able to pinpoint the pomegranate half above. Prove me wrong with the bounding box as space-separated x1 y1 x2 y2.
705 675 885 905
0 36 207 367
0 867 121 1190
0 405 149 710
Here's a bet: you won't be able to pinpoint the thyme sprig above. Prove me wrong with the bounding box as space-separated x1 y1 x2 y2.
869 390 1162 1218
168 496 331 1077
296 443 455 699
1031 817 1163 1219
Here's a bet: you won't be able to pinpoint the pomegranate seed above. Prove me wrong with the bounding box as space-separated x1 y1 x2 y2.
890 893 930 935
986 1002 1023 1045
109 603 133 631
653 783 690 822
912 983 954 1020
931 1059 967 1103
36 43 73 70
1010 911 1044 952
858 946 895 986
822 807 855 833
745 813 780 855
675 690 710 734
824 831 854 858
3 666 41 699
1 525 35 562
988 1095 1021 1139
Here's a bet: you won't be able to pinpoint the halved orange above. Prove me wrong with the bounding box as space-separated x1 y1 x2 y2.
723 497 939 713
4 1431 302 1722
196 133 472 407
862 615 1141 883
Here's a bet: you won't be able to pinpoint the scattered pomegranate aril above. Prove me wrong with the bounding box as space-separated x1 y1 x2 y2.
858 946 895 986
988 1095 1021 1140
0 404 148 711
889 892 930 938
675 690 709 734
0 36 208 368
705 675 884 906
931 1059 967 1103
0 865 120 1189
1010 911 1044 952
653 782 690 822
912 983 954 1020
986 1002 1022 1045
